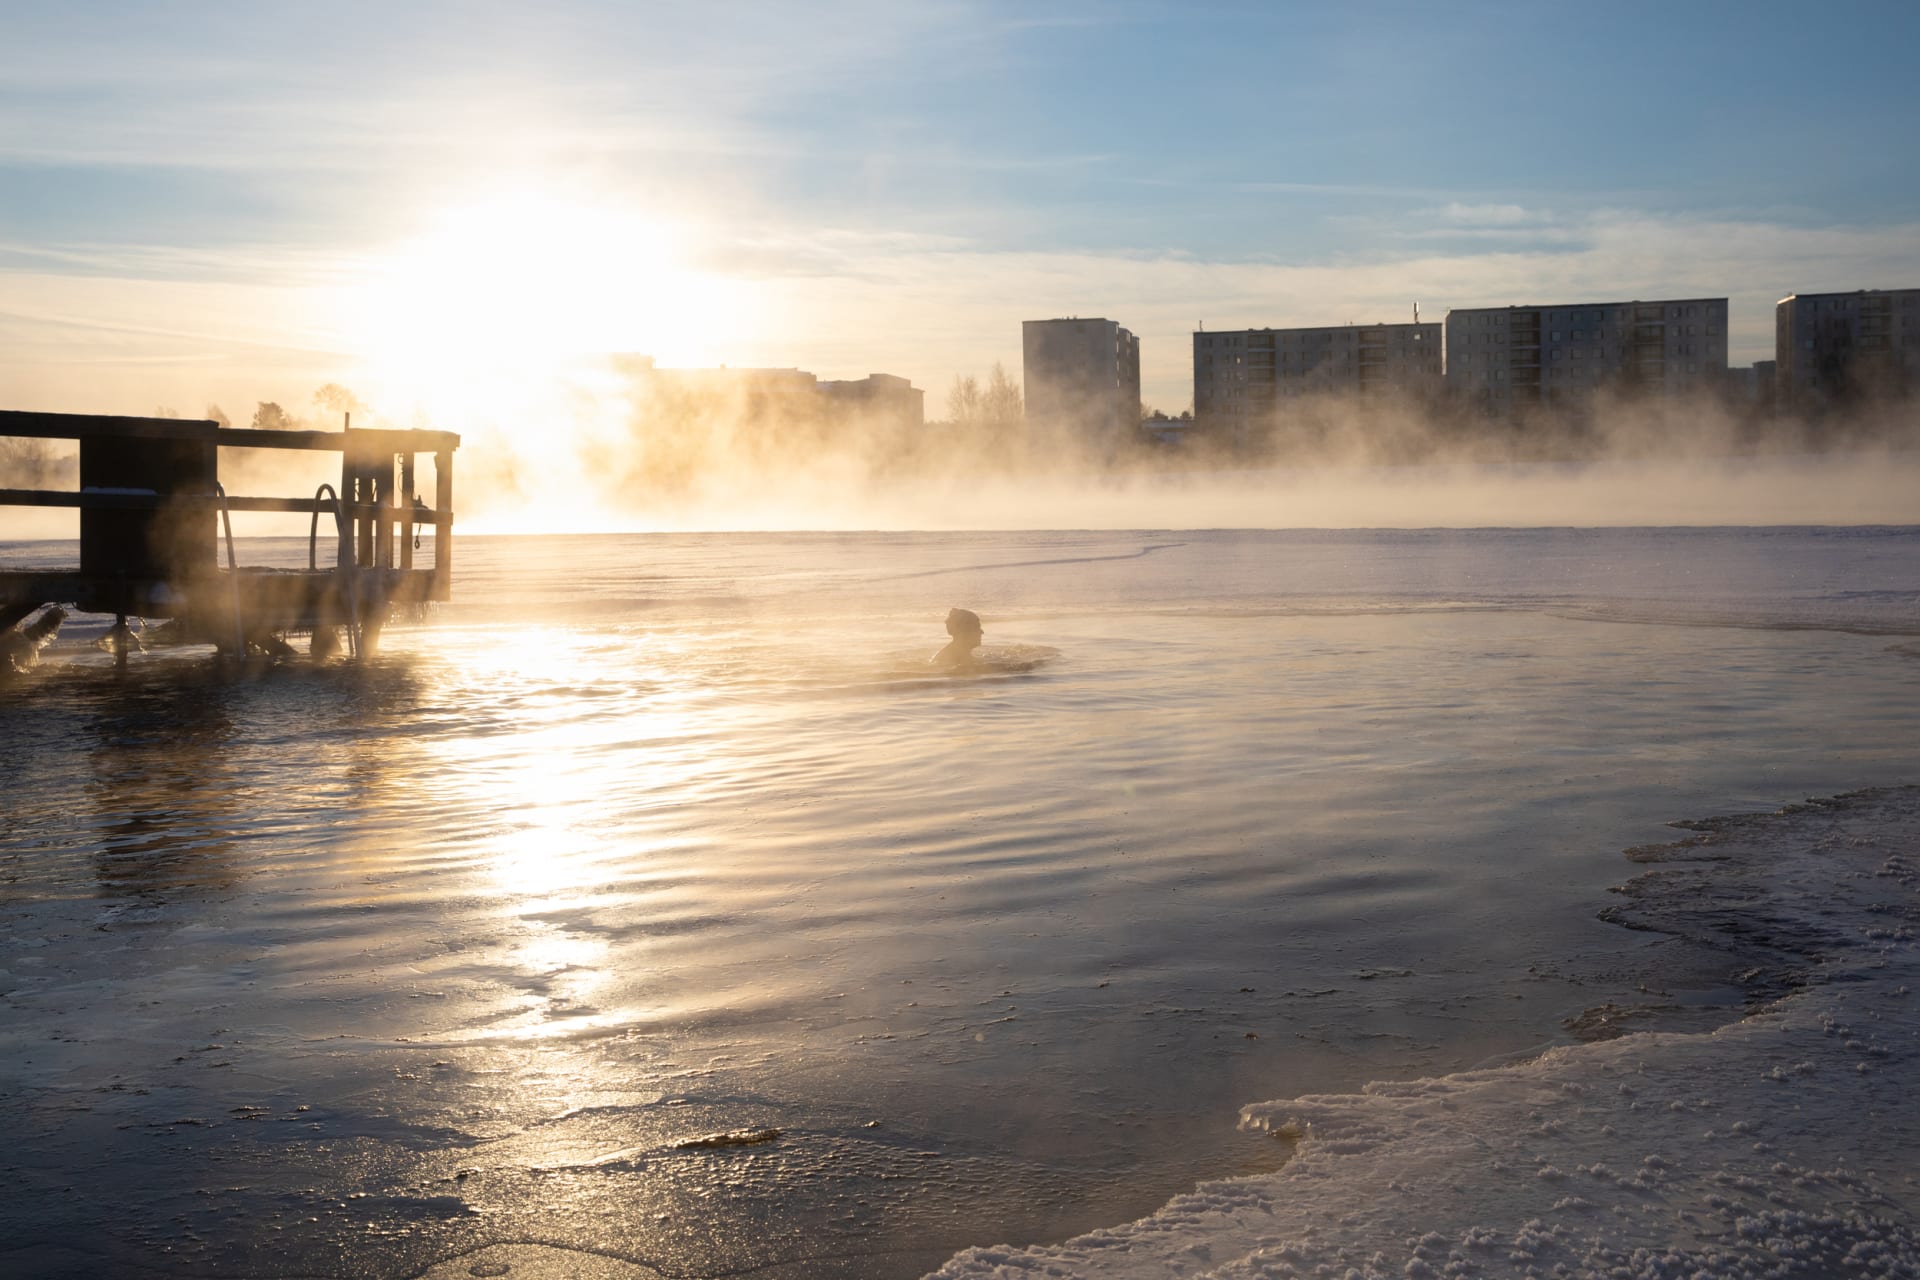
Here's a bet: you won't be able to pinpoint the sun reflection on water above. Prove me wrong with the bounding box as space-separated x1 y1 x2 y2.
401 624 729 1048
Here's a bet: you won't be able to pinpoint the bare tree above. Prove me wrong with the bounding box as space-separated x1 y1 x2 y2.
0 438 70 487
981 362 1022 432
946 374 982 428
313 383 364 421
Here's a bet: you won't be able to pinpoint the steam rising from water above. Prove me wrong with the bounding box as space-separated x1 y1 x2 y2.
450 369 1920 533
3 374 1916 540
518 452 1915 534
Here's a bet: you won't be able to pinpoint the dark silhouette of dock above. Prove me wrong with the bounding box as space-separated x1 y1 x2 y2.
0 410 459 658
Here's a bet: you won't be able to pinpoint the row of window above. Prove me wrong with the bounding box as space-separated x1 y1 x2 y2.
1456 325 1722 346
1199 332 1360 348
1454 362 1710 381
1205 313 1753 350
1798 294 1920 312
1457 303 1726 324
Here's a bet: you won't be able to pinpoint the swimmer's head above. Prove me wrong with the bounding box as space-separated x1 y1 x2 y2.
945 607 982 642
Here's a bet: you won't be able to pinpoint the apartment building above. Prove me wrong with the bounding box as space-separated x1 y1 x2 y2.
818 372 926 431
1193 322 1441 445
621 359 925 435
1022 318 1141 450
1724 361 1777 415
1775 289 1920 410
1445 298 1728 415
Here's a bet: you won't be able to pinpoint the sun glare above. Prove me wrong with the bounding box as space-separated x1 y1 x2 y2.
351 192 749 425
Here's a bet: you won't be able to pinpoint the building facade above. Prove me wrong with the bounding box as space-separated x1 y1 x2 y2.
620 359 925 439
1193 322 1441 447
1723 361 1776 415
1775 289 1920 411
818 372 925 431
1444 298 1728 416
1021 318 1141 451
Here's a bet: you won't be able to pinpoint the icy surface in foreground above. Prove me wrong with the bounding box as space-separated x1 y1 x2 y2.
933 789 1920 1279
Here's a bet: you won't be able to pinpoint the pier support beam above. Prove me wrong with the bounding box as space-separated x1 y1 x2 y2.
433 448 454 602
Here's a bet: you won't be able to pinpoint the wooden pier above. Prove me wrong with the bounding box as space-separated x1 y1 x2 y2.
0 410 459 657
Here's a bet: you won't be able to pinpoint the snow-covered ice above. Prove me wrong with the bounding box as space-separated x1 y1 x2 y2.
931 788 1920 1279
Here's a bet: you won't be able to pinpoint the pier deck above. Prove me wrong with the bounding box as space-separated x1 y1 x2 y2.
1 410 460 655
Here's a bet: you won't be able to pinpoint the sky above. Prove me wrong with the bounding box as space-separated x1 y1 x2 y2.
2 0 1918 427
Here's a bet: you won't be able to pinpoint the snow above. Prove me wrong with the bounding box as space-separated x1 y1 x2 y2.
930 788 1920 1279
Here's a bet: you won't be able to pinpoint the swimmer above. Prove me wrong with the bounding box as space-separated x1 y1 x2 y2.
932 607 983 670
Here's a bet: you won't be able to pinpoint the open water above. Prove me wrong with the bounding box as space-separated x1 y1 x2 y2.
2 527 1918 1278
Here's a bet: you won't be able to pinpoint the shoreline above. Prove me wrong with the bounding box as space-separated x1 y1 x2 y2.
931 787 1920 1278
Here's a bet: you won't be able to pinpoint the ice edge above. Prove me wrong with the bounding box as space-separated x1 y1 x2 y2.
930 787 1920 1279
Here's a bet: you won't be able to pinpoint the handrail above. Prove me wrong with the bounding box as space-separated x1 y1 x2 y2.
0 409 459 453
303 482 362 659
308 483 343 571
213 482 245 655
0 487 408 517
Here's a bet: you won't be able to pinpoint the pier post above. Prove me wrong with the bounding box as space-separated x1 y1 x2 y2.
374 451 394 571
433 448 453 602
399 452 415 570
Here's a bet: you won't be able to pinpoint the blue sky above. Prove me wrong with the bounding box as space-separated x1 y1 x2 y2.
3 0 1917 418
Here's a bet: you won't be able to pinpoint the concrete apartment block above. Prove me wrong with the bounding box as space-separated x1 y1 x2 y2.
1775 289 1920 411
818 372 926 431
623 360 926 435
1194 322 1441 446
1022 318 1141 451
1445 298 1728 416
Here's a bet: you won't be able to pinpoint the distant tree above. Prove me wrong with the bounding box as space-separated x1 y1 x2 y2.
981 362 1022 431
0 438 69 487
313 383 364 422
152 405 180 418
204 404 231 429
947 374 982 428
251 401 294 431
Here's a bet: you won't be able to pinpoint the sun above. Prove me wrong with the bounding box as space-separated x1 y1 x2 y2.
348 191 748 424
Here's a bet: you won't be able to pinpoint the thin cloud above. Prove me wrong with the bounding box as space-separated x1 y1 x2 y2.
1433 202 1540 226
721 209 1920 408
0 3 955 176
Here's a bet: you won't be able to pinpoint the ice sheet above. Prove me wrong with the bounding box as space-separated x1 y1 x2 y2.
931 788 1920 1278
